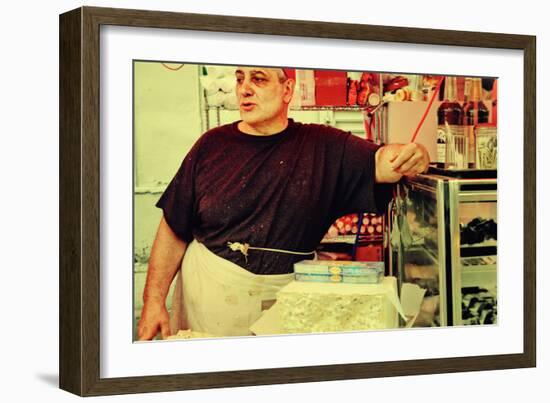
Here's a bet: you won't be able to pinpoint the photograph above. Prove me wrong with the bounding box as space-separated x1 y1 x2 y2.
132 61 499 341
57 5 536 396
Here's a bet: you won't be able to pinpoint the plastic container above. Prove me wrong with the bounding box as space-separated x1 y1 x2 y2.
295 273 382 284
293 260 384 284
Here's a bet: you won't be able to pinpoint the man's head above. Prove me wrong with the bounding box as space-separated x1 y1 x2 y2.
235 66 295 135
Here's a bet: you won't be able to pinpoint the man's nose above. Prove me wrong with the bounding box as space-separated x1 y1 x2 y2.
238 79 254 96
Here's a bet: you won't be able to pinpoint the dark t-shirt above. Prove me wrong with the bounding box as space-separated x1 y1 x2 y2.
156 118 393 275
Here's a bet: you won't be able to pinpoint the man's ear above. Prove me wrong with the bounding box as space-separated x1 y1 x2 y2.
283 79 295 104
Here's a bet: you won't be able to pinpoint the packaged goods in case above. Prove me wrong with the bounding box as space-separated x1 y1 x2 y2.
462 287 497 325
475 125 497 169
323 213 384 241
460 217 497 245
295 273 384 284
294 260 384 275
293 260 384 284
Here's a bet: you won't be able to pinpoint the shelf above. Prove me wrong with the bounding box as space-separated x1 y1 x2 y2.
205 105 369 112
460 244 497 258
461 255 496 266
291 105 366 111
460 240 497 248
321 235 356 244
460 255 497 278
402 246 438 266
461 268 497 289
320 234 383 244
461 267 497 277
428 166 497 179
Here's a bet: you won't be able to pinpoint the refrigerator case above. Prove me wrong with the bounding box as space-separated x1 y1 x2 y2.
390 171 497 327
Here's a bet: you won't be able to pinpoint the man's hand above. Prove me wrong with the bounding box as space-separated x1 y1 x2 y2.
137 216 187 341
390 143 430 176
375 143 430 183
137 300 171 341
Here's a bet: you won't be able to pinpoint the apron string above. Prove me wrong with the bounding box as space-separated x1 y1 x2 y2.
227 241 316 263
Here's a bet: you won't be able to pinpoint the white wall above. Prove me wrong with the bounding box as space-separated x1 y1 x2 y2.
1 0 547 402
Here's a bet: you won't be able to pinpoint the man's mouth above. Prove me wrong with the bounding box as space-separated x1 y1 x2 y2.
240 102 256 111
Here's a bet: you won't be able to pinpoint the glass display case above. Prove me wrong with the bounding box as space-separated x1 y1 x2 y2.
390 168 497 327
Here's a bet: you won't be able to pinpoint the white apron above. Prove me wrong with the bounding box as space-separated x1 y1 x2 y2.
169 240 294 337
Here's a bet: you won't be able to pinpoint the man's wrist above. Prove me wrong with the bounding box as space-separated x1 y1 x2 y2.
143 290 167 306
375 147 383 183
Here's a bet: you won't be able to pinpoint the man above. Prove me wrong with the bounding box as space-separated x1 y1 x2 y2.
137 66 429 340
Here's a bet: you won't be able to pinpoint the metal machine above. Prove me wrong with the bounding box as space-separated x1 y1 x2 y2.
390 168 497 327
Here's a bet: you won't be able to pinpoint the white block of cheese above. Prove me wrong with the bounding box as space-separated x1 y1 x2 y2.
275 276 404 334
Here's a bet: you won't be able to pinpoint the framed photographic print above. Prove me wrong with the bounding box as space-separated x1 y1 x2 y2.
59 6 536 396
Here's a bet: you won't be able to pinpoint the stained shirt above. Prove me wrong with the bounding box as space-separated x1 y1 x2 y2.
156 118 393 274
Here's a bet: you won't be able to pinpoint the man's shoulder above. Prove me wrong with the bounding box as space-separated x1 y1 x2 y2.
196 121 235 145
180 123 235 161
202 122 235 138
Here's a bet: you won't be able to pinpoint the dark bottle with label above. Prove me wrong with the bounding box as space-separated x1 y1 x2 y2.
463 78 489 167
436 76 463 166
464 77 489 125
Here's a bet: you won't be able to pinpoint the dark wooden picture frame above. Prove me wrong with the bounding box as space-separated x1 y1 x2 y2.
59 6 536 396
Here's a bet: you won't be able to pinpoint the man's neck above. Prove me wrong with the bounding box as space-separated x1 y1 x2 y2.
238 117 289 136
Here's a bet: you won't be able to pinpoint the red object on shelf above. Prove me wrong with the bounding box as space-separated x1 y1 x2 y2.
355 244 384 262
314 70 347 106
282 68 296 80
383 76 408 93
491 80 498 125
347 79 358 105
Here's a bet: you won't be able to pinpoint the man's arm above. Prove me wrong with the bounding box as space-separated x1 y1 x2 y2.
137 216 187 341
375 143 430 183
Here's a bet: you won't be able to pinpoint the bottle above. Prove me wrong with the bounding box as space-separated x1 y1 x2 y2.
436 76 464 167
464 77 489 125
463 77 472 104
463 77 489 167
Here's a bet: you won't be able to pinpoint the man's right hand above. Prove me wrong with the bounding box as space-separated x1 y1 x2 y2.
137 216 187 341
137 301 171 341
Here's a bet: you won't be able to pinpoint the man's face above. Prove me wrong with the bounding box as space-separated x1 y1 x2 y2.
235 67 293 128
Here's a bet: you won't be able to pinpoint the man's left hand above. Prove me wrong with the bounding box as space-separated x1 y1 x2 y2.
375 143 430 183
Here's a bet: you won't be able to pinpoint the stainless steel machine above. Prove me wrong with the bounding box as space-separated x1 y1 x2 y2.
389 168 497 327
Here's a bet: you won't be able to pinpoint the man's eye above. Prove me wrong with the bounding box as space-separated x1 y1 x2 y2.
236 77 243 83
253 77 265 83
